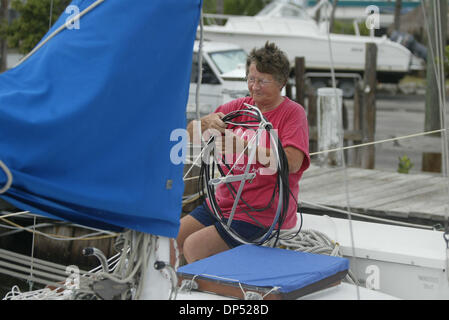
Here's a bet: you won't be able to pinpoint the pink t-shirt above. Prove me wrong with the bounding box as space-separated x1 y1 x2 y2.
206 96 310 230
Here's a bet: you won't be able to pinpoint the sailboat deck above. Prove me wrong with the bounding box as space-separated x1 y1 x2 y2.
298 165 449 224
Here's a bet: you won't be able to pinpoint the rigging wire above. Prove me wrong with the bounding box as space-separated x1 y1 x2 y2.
322 0 360 299
0 214 118 241
423 0 449 283
49 0 54 30
195 8 204 121
421 0 449 251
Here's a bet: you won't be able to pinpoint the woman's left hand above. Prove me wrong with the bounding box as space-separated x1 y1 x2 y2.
214 132 247 156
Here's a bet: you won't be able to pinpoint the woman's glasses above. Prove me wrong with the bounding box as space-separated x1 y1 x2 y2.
246 76 273 87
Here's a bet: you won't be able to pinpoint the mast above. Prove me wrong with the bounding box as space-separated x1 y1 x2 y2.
422 0 447 173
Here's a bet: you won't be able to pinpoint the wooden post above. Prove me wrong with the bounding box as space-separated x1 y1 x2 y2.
307 90 317 153
285 82 292 100
352 82 363 167
394 0 402 31
361 43 377 169
422 0 447 173
295 57 305 106
0 0 8 72
316 88 344 167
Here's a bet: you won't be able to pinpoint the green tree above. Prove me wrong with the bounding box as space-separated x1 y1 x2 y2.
203 0 270 15
1 0 70 54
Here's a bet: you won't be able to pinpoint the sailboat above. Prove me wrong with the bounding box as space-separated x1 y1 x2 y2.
0 0 448 301
200 0 425 98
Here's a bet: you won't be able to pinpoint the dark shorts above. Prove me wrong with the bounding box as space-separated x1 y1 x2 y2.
189 202 266 248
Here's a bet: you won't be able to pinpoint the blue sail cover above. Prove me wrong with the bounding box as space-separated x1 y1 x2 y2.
0 0 202 237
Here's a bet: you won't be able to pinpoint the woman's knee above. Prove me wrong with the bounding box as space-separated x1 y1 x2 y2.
176 215 204 255
182 226 230 264
182 233 200 263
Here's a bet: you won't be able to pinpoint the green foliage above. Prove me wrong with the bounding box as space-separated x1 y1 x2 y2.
331 20 370 36
397 155 414 174
203 0 270 15
224 0 271 16
202 0 217 13
1 0 71 54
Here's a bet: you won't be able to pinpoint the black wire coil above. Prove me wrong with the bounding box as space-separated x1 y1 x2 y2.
198 106 303 247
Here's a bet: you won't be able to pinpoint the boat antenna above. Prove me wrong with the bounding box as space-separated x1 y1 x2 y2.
49 0 54 30
322 1 360 299
195 9 204 121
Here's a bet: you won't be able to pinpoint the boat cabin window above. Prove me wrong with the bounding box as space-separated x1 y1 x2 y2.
191 53 220 85
256 2 310 20
279 5 309 19
208 49 247 75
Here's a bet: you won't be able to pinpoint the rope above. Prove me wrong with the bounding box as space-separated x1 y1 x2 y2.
276 229 359 285
1 231 175 300
182 128 448 184
3 286 72 300
0 214 118 241
310 128 447 156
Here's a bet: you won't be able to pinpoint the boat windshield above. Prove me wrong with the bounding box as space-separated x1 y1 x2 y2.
256 1 310 20
208 49 247 74
257 2 278 16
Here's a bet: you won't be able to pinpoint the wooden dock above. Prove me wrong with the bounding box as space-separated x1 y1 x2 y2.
298 164 449 226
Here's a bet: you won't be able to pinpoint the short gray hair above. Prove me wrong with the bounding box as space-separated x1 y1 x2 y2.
246 41 290 87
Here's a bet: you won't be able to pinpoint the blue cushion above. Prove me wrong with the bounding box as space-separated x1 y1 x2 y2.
178 244 349 294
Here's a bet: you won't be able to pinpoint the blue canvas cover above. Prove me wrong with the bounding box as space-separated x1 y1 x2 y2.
178 244 349 294
0 0 202 237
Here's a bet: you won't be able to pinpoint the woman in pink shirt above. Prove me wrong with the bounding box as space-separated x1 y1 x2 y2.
178 42 310 264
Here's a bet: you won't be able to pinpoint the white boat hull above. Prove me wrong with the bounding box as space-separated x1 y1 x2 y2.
301 213 449 300
202 27 411 76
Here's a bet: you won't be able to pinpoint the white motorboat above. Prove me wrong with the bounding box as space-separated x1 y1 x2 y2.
200 0 425 97
1 0 448 305
187 41 248 122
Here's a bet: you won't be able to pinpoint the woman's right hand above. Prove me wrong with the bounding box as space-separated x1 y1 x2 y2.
187 112 226 143
201 112 226 134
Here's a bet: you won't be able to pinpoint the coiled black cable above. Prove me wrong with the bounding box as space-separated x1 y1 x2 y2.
199 105 302 247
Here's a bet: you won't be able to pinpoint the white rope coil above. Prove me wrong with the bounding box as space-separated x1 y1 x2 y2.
1 230 171 300
275 229 359 285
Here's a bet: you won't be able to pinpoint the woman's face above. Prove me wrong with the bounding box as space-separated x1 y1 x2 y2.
247 63 283 108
